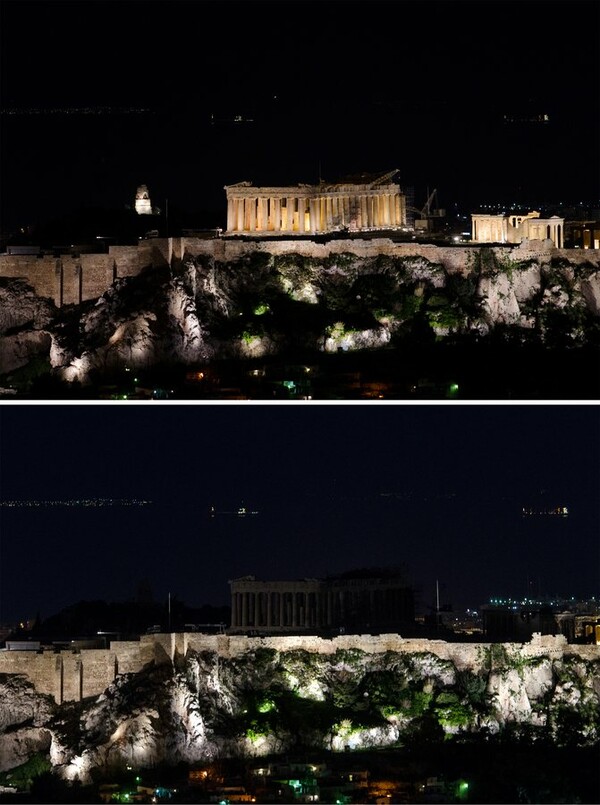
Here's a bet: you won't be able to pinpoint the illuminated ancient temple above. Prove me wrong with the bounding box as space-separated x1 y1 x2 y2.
224 170 407 235
471 210 564 247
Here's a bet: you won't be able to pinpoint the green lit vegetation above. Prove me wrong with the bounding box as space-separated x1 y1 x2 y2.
433 691 474 732
211 644 600 751
257 697 276 713
0 752 51 791
455 669 488 711
397 293 424 319
425 295 466 332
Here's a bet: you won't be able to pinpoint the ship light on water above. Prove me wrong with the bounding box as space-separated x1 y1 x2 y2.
521 505 569 517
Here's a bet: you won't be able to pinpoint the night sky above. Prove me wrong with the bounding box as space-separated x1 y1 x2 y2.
0 404 598 625
1 0 599 234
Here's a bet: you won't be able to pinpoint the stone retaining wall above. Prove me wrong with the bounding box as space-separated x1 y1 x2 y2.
3 237 599 308
0 632 596 704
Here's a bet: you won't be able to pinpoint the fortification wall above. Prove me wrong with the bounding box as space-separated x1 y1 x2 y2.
182 633 491 671
0 256 62 301
0 240 166 307
0 633 597 705
181 236 600 273
184 632 599 673
111 640 152 675
80 650 117 699
0 650 62 701
179 236 521 275
4 237 599 309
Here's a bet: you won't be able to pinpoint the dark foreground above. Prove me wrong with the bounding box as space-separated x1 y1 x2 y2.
6 341 600 401
1 741 598 804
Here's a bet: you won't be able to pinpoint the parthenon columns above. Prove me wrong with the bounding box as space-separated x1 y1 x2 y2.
224 178 407 235
231 589 326 630
225 192 406 234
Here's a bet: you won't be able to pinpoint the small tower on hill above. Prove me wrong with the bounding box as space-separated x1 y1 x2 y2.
135 184 152 215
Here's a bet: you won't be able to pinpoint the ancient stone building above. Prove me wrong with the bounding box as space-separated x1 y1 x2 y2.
471 210 564 247
228 569 415 635
135 184 152 215
224 170 407 236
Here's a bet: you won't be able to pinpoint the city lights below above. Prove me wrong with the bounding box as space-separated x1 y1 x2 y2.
0 498 152 508
488 596 597 609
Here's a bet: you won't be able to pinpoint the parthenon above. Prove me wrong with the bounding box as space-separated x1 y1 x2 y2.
224 169 407 236
228 569 415 635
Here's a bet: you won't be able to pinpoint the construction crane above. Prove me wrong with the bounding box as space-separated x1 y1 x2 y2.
407 188 446 232
422 188 441 218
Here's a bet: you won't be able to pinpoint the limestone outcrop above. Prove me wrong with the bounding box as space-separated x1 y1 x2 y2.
0 675 55 772
0 640 598 784
0 279 55 375
1 244 599 386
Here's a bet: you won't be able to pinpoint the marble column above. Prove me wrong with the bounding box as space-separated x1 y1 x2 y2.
309 199 318 232
282 200 289 232
298 198 305 232
326 197 333 229
256 198 267 232
273 198 281 231
360 196 367 228
241 592 247 628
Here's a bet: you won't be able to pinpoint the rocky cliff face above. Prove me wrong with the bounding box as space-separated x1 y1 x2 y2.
0 279 55 376
0 675 54 771
1 645 598 784
1 249 600 386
